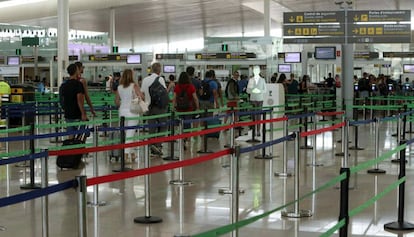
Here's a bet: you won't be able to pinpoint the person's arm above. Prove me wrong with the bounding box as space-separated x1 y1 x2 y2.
80 79 96 116
115 90 121 108
77 93 87 121
213 89 219 108
134 83 145 100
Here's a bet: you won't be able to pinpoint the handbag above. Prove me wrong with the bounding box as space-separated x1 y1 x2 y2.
130 88 148 115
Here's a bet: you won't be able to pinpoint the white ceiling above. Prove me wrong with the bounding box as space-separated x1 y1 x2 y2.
0 0 413 50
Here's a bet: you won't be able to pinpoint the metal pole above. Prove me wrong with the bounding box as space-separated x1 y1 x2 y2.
308 114 323 167
90 124 107 206
368 119 386 174
77 176 88 237
113 116 132 172
392 117 402 163
41 150 49 237
255 111 273 159
134 143 163 224
170 119 192 185
281 131 312 218
231 145 241 237
163 111 178 161
343 120 350 168
20 123 41 189
275 120 292 177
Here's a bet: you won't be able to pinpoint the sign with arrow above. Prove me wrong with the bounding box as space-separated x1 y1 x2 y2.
348 10 410 23
284 11 344 24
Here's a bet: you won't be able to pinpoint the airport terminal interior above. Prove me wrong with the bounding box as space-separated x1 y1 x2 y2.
2 0 414 237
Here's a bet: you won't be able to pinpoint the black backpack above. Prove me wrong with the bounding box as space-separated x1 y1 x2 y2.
200 80 212 100
149 77 169 109
176 86 190 111
58 79 68 109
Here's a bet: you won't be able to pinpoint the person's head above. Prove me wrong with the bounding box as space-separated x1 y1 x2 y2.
232 71 240 80
205 70 213 79
151 62 161 74
186 66 195 77
277 73 287 83
290 73 295 80
178 72 190 85
120 69 134 87
113 72 121 79
209 70 216 79
169 74 175 82
74 61 84 74
328 72 332 78
335 74 340 79
67 63 79 78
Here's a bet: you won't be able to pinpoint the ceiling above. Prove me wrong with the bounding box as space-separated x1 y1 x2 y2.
0 0 413 51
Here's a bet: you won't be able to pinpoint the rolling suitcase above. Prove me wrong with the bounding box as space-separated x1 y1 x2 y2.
206 118 221 139
56 134 86 169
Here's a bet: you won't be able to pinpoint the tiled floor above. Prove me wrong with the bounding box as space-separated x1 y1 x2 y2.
1 117 414 237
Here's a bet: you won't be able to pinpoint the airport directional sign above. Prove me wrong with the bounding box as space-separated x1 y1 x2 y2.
348 24 411 43
284 11 344 24
348 10 410 23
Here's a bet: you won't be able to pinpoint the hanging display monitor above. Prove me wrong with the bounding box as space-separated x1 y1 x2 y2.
315 47 336 60
403 64 414 73
126 54 141 64
278 64 291 73
7 56 20 65
284 52 301 63
163 65 176 73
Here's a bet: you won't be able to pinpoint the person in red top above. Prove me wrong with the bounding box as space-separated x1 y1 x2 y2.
173 72 200 148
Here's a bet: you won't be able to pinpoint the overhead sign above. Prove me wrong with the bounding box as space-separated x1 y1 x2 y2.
348 24 411 43
284 11 344 23
155 54 184 60
383 52 414 58
354 52 379 59
348 10 410 23
195 52 256 60
283 24 344 37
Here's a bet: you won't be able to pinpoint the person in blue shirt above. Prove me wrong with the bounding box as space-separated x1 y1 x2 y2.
199 70 218 117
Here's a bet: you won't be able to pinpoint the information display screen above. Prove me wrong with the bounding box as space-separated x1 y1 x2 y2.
278 64 291 73
126 54 141 64
163 65 176 73
7 56 20 65
284 52 301 63
315 47 336 60
403 64 414 73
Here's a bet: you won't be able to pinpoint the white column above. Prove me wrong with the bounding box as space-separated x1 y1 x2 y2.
57 0 69 86
109 8 116 50
264 0 272 80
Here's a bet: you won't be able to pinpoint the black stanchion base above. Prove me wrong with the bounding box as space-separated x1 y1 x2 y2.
87 201 107 207
246 139 261 143
134 216 163 224
20 183 42 190
300 145 313 150
367 168 386 174
307 163 324 167
254 154 274 159
391 133 397 137
349 146 365 150
384 221 414 231
197 150 213 154
335 152 344 156
113 167 133 172
391 159 407 164
162 156 179 161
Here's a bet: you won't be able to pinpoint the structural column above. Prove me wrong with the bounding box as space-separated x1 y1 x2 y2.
264 0 273 80
57 0 69 86
109 8 116 50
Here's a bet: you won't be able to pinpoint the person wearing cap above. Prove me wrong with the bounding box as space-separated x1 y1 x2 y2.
74 62 96 117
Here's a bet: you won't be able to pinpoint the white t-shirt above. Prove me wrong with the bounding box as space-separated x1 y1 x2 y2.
140 73 166 105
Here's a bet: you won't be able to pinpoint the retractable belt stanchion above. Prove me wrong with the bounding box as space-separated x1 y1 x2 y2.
50 101 61 144
76 176 88 237
163 111 179 161
20 123 41 189
41 150 49 237
113 116 132 172
367 118 386 174
246 108 261 143
275 120 292 177
384 140 414 232
281 131 312 218
219 112 244 195
170 119 192 186
198 108 213 154
349 106 364 150
89 124 107 206
134 141 163 224
16 111 29 168
335 116 346 157
308 114 323 167
338 142 350 237
255 110 274 159
231 145 241 237
392 116 403 164
300 108 312 150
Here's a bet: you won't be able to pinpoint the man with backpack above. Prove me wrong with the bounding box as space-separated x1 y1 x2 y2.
199 70 218 117
141 62 168 156
223 71 240 124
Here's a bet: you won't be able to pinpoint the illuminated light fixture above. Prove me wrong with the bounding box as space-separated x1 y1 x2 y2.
0 0 47 9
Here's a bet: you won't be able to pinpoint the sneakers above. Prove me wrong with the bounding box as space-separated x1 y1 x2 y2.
150 145 163 156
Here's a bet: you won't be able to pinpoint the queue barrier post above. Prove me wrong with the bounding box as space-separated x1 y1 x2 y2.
198 108 213 154
89 124 107 206
281 131 312 218
338 167 350 237
170 118 192 185
275 120 292 177
246 107 261 143
41 149 49 237
231 145 241 237
367 118 386 174
76 176 88 237
134 141 163 224
113 116 132 172
392 115 403 163
20 123 41 189
300 108 312 150
384 140 414 232
255 110 274 159
349 109 364 150
307 114 323 167
163 111 179 161
335 115 346 157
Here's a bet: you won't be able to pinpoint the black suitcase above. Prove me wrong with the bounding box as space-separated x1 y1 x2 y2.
56 135 86 169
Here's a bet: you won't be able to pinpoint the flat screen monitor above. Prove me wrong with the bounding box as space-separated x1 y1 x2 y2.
403 64 414 73
126 54 141 64
284 52 301 63
315 47 336 60
7 56 20 65
163 65 176 73
278 64 291 73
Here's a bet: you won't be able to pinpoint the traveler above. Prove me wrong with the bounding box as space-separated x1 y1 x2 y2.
115 69 144 162
223 70 240 124
199 70 218 117
75 62 96 116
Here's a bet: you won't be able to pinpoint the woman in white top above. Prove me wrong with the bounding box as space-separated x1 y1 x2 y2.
247 66 267 137
115 69 144 162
